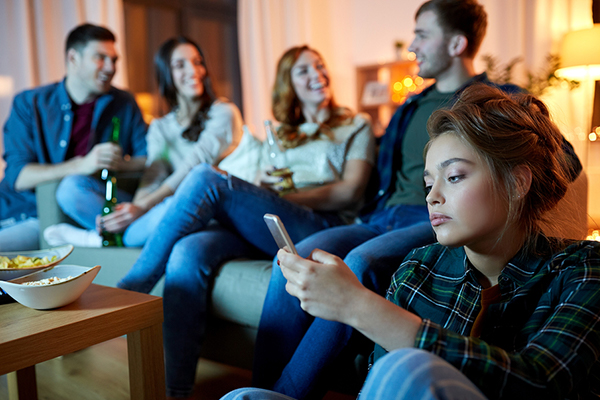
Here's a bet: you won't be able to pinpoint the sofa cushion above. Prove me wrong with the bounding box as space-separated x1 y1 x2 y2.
210 259 273 328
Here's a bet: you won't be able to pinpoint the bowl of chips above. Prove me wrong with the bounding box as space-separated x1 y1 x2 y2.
0 265 101 310
0 244 74 281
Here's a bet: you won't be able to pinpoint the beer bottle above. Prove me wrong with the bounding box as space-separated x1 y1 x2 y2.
264 120 287 169
101 117 123 247
263 120 295 195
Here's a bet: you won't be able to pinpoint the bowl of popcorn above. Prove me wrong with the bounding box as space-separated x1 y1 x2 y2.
0 265 101 310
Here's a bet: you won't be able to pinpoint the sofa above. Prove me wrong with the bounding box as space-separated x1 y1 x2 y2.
35 168 589 379
36 179 272 371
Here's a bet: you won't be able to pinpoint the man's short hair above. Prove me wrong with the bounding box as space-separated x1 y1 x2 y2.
65 23 115 55
416 0 487 58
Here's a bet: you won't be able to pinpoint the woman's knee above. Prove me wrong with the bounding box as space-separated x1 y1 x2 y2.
177 164 227 199
344 248 375 281
361 349 487 400
187 163 222 185
221 388 297 400
166 237 215 283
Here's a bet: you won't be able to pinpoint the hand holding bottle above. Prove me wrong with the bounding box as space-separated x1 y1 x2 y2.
77 142 122 175
100 117 124 247
97 202 145 234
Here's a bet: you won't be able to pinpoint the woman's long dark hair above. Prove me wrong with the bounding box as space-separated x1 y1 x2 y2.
154 36 217 142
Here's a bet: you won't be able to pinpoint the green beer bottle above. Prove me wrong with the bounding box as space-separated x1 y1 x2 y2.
101 117 124 247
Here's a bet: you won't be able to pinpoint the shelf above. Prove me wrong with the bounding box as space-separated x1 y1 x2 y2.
356 60 430 137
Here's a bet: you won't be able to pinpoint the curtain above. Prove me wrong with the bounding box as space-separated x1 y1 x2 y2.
0 0 126 176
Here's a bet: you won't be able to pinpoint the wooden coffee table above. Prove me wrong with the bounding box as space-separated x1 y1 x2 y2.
0 284 165 400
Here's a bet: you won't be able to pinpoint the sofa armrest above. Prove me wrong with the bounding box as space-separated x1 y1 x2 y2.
36 180 75 248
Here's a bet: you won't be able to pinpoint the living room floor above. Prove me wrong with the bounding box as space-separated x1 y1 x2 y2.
0 337 355 399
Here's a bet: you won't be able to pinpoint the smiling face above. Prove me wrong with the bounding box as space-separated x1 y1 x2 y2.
170 43 206 101
290 50 332 110
408 10 453 80
68 40 117 98
424 133 509 251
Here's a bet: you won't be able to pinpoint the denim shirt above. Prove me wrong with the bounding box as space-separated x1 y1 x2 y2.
0 79 148 221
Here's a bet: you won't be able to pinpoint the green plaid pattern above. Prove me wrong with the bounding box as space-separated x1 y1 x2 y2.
373 238 600 399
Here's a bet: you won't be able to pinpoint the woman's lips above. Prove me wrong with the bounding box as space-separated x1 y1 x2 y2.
430 213 451 227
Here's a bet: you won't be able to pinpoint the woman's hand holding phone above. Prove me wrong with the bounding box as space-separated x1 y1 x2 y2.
264 213 368 323
277 248 365 324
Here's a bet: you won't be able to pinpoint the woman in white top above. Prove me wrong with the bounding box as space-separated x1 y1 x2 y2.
118 45 375 399
101 37 243 246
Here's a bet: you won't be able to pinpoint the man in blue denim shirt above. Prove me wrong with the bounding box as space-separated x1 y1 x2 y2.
253 1 581 399
0 24 147 251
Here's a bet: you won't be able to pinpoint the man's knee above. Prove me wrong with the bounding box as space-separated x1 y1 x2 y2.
56 175 94 205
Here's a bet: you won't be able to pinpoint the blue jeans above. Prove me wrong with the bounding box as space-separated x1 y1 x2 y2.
56 175 168 247
253 205 435 399
0 217 39 251
56 175 133 230
359 349 487 400
122 196 171 247
221 349 487 400
117 164 343 397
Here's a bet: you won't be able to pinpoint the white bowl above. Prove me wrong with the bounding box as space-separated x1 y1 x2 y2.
0 265 100 310
0 244 74 281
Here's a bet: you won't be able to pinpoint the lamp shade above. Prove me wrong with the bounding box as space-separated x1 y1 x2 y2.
0 76 14 97
555 24 600 80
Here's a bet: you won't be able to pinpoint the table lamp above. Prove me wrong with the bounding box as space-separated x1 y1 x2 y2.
555 24 600 81
556 25 600 161
555 24 600 241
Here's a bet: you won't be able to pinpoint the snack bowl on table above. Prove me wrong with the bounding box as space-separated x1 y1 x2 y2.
0 244 74 281
0 265 101 310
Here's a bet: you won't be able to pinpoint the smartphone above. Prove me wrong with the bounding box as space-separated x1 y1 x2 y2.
263 214 298 255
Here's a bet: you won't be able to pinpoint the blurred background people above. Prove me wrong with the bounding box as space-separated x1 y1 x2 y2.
47 36 243 248
118 45 375 399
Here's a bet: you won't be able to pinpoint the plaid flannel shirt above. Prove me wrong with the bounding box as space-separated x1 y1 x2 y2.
373 237 600 399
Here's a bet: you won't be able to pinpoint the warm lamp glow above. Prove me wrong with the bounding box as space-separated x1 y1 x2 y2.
0 76 14 97
134 92 156 124
555 25 600 80
587 230 600 242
